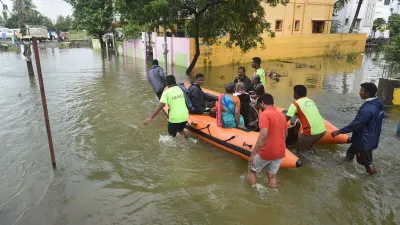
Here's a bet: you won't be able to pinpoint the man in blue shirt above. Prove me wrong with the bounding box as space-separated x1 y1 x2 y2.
332 83 384 175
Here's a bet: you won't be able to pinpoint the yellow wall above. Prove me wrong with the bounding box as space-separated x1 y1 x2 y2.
263 0 334 36
393 88 400 105
191 33 367 68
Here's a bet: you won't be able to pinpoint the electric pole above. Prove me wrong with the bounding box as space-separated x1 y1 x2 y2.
16 0 34 76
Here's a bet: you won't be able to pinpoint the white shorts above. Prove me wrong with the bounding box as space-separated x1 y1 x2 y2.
249 154 283 174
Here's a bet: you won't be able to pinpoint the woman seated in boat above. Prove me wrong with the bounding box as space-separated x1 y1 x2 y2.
234 82 250 127
216 82 245 129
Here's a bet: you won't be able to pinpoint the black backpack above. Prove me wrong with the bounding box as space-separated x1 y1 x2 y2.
177 83 195 113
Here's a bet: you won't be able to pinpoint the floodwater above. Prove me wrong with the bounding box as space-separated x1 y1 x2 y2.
0 47 399 225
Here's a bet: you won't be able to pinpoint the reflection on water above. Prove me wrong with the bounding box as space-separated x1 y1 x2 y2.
0 48 399 225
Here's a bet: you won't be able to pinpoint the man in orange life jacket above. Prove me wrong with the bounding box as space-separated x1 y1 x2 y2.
286 85 326 155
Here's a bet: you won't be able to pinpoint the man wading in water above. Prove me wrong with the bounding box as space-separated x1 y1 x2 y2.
332 83 384 175
286 85 326 156
148 59 166 99
144 75 189 139
248 93 287 188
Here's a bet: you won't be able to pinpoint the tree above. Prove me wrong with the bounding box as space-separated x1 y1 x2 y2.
65 0 114 49
333 0 362 33
3 0 54 30
117 0 285 75
388 14 400 37
54 15 73 31
384 35 400 77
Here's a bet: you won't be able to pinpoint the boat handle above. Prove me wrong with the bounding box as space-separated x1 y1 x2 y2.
223 136 235 142
190 121 198 127
243 142 253 149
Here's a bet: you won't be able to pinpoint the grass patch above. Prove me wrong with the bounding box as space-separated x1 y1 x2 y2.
68 30 91 40
346 51 359 61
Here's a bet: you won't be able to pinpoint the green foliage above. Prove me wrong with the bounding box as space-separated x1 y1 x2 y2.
2 0 55 30
384 35 400 64
117 0 285 72
388 14 400 37
55 15 73 32
65 0 114 37
373 18 386 27
330 20 341 33
121 22 143 40
346 51 358 61
325 42 343 59
68 30 90 40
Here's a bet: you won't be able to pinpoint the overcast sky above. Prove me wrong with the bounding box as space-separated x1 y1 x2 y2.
2 0 73 21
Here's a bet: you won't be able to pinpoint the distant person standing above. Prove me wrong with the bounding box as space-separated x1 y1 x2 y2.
332 83 384 175
286 85 326 155
252 57 266 87
248 93 287 188
233 66 252 92
148 59 166 99
144 75 189 138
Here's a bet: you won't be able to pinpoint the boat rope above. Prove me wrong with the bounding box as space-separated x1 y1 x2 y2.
223 136 235 142
191 124 211 136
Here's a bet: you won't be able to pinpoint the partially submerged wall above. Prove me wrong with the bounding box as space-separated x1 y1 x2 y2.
191 33 367 68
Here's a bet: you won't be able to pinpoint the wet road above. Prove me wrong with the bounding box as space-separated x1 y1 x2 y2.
0 48 399 224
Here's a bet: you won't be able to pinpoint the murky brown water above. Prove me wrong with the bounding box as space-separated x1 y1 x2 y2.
0 48 399 225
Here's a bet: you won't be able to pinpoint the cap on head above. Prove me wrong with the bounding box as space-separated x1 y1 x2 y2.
261 93 274 105
166 75 176 85
294 85 307 97
225 82 235 94
360 82 377 97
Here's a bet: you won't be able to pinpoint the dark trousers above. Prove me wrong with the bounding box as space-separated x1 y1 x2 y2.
346 145 373 166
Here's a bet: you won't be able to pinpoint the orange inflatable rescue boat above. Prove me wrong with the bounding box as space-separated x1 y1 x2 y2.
162 84 302 168
192 84 350 145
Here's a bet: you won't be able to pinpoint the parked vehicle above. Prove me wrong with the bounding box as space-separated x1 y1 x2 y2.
22 26 48 41
0 28 14 39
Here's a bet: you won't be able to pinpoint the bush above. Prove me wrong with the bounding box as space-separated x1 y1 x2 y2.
346 51 358 61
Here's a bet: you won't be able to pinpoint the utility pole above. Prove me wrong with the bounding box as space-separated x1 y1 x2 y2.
32 37 57 169
16 0 34 76
163 21 168 75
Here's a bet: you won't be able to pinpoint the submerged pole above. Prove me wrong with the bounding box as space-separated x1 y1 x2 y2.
32 37 56 169
163 21 168 74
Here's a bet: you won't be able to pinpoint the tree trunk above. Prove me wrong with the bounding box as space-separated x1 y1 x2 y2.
186 19 200 76
98 33 105 50
349 0 363 33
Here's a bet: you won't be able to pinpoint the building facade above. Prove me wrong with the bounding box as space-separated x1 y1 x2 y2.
333 0 400 37
262 0 335 36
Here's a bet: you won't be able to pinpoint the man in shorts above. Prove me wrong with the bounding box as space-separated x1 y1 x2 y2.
286 85 326 155
248 93 287 188
332 83 384 175
144 75 189 138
